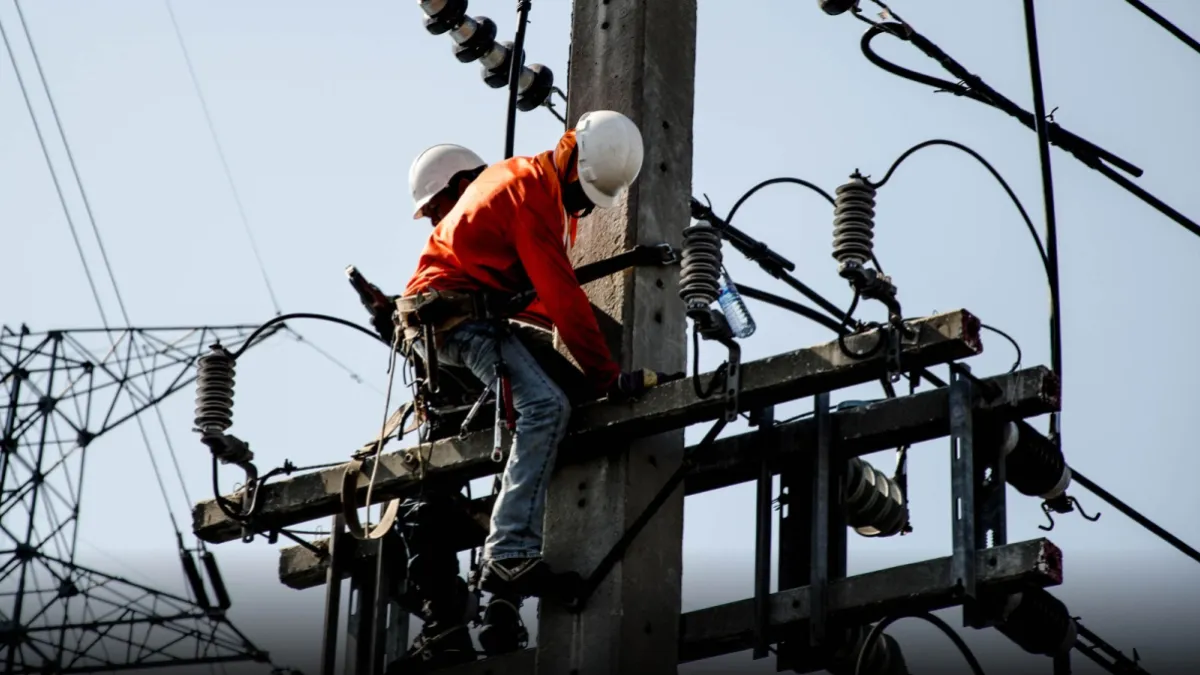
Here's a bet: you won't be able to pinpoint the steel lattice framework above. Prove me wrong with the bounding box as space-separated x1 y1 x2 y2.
0 323 280 674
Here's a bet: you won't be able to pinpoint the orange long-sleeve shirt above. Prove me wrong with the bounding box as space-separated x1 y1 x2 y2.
404 132 620 394
513 299 553 330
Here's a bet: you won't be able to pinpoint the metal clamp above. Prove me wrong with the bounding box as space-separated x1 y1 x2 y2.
697 310 742 422
201 433 262 543
654 242 681 265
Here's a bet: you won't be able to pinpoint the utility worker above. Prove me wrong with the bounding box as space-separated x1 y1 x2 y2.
397 111 672 639
412 144 555 332
387 143 489 672
384 143 588 671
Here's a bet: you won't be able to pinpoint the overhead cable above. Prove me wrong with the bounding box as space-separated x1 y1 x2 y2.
542 59 1200 573
13 0 133 326
163 0 282 315
12 3 197 543
1019 0 1064 437
854 8 1200 241
0 11 110 328
162 1 379 395
1122 0 1200 57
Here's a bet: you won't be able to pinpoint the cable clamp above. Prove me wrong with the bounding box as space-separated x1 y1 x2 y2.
654 242 681 266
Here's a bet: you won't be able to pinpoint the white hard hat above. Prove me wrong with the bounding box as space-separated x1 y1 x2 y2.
409 144 487 220
574 110 645 209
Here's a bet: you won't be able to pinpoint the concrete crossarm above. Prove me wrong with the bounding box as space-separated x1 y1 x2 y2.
192 309 983 544
434 537 1063 672
277 365 1059 590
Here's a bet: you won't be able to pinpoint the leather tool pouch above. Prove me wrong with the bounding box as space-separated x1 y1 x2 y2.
397 290 504 395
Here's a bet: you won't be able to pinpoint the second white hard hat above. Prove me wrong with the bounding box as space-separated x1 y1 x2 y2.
574 110 645 209
408 144 487 220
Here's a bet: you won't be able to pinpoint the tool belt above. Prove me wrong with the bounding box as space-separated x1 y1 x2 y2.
396 288 515 397
396 289 512 345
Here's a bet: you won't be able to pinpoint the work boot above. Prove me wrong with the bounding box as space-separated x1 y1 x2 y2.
478 557 584 604
477 595 528 657
389 623 476 674
420 576 480 630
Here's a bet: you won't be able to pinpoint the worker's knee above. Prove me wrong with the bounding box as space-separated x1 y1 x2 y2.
515 384 570 433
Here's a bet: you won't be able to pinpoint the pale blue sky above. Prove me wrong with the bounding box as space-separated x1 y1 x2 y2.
2 0 1199 672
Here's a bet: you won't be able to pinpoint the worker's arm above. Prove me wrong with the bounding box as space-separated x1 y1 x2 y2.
514 298 554 330
514 203 621 395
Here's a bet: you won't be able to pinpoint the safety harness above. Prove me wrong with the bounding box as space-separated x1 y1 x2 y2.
339 244 679 541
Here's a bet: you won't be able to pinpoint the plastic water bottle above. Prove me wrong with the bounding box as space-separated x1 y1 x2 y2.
717 268 756 339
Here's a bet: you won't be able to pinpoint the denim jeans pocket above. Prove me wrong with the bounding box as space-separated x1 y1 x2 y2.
439 320 494 368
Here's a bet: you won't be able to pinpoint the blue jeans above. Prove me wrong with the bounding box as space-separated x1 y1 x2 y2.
421 320 572 562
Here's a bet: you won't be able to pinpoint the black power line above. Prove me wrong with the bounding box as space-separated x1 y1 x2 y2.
1019 0 1064 437
0 11 109 328
856 13 1200 241
540 74 1200 570
10 2 198 541
1122 0 1200 56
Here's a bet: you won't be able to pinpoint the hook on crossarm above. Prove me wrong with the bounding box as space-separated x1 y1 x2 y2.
1039 495 1100 531
1072 496 1101 522
1038 502 1057 532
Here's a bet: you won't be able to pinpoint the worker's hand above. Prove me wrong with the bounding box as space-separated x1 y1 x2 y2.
370 301 398 344
609 369 682 401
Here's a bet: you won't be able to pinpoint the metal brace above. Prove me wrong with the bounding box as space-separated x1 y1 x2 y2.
697 310 742 422
201 432 262 543
566 416 730 613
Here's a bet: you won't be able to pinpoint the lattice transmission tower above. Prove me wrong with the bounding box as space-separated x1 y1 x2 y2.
0 322 281 674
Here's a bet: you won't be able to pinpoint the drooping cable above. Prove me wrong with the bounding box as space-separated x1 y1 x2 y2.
723 172 1199 567
232 312 386 360
854 612 987 675
538 67 1199 572
869 139 1052 388
360 328 405 536
725 177 836 220
870 140 1048 271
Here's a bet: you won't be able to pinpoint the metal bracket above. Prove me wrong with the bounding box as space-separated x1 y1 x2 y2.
809 391 833 648
949 365 978 623
697 309 742 422
321 515 410 675
654 242 681 265
774 390 848 673
720 341 742 422
320 515 347 675
751 406 776 660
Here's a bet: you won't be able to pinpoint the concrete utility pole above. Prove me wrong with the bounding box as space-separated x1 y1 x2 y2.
538 1 697 674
